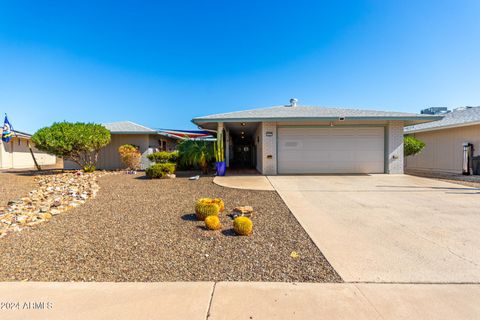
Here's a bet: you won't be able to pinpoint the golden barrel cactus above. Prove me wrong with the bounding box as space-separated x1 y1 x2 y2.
212 198 225 212
205 215 222 230
233 216 253 236
195 198 220 221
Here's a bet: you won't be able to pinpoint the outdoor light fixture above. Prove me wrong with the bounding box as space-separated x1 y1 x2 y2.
241 131 244 134
241 122 246 126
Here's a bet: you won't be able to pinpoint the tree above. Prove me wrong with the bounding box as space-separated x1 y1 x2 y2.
32 122 111 172
118 144 141 170
177 140 214 173
404 136 426 157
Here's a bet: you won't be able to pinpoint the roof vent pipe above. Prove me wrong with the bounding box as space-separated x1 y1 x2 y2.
289 98 298 107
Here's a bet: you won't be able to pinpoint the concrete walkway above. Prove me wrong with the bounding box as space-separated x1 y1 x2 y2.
268 175 480 283
213 175 274 190
1 282 479 319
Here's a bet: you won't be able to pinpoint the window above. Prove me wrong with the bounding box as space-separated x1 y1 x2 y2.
158 140 167 151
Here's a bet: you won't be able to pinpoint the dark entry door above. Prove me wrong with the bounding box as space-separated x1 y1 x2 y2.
233 144 255 168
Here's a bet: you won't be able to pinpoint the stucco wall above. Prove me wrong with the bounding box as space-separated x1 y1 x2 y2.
387 121 404 174
405 124 480 174
261 122 277 175
0 137 56 169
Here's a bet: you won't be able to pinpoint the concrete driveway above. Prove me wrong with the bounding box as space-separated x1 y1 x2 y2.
268 175 480 283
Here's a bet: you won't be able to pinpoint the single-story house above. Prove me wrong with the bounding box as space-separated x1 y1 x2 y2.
0 130 58 170
64 121 212 170
405 106 480 174
192 100 441 175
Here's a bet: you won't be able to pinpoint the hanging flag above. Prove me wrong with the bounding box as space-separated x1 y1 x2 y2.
2 115 13 143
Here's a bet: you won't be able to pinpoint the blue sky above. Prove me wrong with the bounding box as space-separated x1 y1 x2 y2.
1 0 479 133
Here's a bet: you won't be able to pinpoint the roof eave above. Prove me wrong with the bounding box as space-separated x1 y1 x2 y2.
192 116 443 125
405 120 480 134
109 131 157 135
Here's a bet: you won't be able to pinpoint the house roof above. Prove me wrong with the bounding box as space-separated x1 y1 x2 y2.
103 121 157 134
192 105 442 126
102 121 214 140
405 107 480 133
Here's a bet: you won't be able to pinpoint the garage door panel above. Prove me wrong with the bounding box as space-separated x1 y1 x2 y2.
278 127 385 174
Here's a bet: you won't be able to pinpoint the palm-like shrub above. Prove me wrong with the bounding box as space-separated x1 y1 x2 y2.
178 140 214 174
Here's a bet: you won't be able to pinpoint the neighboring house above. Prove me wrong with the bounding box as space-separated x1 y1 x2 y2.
404 106 480 174
0 130 58 170
64 121 212 170
192 100 441 175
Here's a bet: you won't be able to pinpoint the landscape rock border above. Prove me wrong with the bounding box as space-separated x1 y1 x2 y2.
0 171 112 238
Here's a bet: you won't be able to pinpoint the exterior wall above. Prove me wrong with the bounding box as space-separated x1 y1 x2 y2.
261 122 277 175
387 121 404 174
405 124 480 174
149 135 177 151
254 123 263 173
0 137 56 169
255 120 404 175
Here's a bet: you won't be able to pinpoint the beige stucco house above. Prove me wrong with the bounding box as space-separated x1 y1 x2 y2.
405 107 480 174
0 131 57 170
192 100 440 175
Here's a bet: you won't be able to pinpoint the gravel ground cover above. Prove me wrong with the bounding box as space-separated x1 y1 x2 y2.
0 173 341 282
406 169 480 188
0 172 36 206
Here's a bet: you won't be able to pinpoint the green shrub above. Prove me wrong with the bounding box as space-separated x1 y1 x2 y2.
83 164 96 173
32 122 111 172
404 136 426 157
177 140 214 173
145 163 176 179
147 151 178 163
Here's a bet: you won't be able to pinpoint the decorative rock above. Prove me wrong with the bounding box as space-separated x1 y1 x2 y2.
232 206 254 217
0 171 110 238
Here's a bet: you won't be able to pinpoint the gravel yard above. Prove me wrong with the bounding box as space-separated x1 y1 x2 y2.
0 172 36 206
0 173 340 282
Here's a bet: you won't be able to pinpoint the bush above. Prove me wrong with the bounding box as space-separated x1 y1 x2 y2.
205 215 222 230
147 151 178 164
194 198 220 221
118 144 141 170
32 122 111 172
177 140 214 173
233 216 253 236
83 164 96 173
404 136 426 157
145 163 176 179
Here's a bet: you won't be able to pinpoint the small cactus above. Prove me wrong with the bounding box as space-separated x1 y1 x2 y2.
212 198 225 212
233 216 253 236
195 198 220 221
205 215 222 230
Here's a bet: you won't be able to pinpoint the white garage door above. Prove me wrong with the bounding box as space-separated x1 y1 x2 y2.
278 127 385 174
